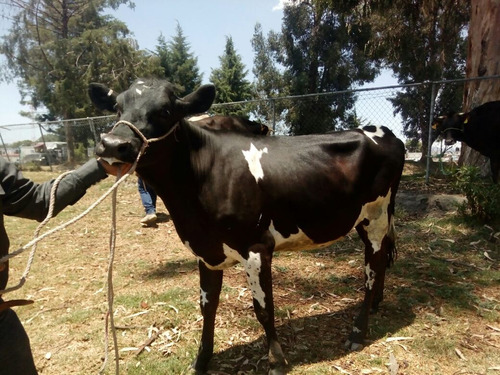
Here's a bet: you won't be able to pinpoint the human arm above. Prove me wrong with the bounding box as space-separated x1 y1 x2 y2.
1 158 109 221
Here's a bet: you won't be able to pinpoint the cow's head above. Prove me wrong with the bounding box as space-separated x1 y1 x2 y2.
89 78 216 165
432 112 467 145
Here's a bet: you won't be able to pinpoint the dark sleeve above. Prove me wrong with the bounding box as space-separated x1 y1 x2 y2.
1 158 108 221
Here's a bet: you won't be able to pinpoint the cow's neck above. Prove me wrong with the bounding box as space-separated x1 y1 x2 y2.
136 120 215 235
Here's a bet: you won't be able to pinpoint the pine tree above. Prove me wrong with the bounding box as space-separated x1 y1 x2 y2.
210 36 252 115
155 24 202 96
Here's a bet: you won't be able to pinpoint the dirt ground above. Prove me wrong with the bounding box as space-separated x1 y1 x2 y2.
3 163 500 374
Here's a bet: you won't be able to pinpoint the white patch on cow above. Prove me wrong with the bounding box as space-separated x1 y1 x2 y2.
242 143 268 182
188 113 210 121
354 189 392 253
365 263 376 290
183 241 197 256
107 89 114 97
187 243 266 308
135 88 142 95
352 326 362 333
193 244 242 271
362 126 386 145
246 251 266 308
269 222 338 252
200 288 209 307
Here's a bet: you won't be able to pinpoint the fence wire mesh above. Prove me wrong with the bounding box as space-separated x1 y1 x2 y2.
1 76 498 180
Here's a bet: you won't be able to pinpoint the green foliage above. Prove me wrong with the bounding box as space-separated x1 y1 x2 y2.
155 24 202 97
252 1 379 134
0 0 163 161
405 138 421 153
370 0 469 156
210 36 253 116
454 166 500 221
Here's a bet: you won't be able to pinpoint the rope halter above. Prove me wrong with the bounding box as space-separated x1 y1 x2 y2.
110 119 179 163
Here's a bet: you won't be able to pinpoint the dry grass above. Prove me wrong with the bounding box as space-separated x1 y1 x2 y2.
4 164 500 374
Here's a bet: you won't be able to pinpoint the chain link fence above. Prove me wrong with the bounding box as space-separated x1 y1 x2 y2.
1 76 499 179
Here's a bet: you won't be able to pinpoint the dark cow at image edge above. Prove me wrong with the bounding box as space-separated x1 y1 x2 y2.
89 78 405 375
433 100 500 183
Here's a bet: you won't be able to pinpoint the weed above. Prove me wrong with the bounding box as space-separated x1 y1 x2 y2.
454 166 500 221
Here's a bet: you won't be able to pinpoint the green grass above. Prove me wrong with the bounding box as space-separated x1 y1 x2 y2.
5 167 500 375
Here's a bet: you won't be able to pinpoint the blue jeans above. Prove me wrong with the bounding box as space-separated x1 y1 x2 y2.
137 177 157 215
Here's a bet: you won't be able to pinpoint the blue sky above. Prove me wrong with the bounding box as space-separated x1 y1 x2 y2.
0 1 287 133
0 0 397 142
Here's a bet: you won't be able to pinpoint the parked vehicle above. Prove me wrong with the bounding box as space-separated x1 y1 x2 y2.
21 153 49 166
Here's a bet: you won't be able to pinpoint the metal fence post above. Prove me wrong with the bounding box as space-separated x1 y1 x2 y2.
270 98 276 133
425 82 437 184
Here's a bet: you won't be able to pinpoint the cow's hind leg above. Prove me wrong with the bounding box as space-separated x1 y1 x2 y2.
346 210 396 351
192 261 223 374
371 218 396 313
245 243 287 375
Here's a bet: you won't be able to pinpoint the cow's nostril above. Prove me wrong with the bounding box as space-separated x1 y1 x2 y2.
117 144 130 155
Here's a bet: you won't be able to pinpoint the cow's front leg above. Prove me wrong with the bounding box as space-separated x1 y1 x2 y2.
192 261 223 374
245 247 287 375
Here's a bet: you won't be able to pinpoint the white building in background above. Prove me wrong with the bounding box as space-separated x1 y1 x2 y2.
406 141 462 162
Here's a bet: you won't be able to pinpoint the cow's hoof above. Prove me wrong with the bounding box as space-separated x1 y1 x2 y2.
191 361 207 374
344 339 364 351
192 367 207 375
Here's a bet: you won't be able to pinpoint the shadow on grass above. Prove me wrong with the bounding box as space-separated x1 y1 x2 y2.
207 301 415 374
143 258 198 280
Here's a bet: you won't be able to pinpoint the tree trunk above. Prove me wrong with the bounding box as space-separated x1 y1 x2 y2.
459 0 500 176
63 116 76 165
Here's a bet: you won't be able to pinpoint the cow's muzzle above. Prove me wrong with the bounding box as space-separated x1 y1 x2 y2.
95 133 142 164
444 138 457 146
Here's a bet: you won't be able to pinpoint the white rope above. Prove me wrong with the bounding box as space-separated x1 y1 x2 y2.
0 119 176 293
96 120 177 375
0 170 133 295
100 170 121 375
0 118 178 374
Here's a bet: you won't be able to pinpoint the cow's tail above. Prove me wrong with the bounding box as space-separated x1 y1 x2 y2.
386 215 397 268
386 171 401 268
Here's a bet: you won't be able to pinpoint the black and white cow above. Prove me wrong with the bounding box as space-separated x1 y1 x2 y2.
89 78 405 375
433 100 500 183
190 114 270 135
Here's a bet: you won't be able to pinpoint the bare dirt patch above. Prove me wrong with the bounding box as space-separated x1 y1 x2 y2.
4 165 499 374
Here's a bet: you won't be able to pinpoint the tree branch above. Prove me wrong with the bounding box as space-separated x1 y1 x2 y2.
33 0 55 74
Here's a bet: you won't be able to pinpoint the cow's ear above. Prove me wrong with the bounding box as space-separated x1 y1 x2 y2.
432 116 445 131
88 83 118 112
176 84 216 115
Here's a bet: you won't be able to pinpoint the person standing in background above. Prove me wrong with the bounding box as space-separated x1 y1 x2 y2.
137 176 157 226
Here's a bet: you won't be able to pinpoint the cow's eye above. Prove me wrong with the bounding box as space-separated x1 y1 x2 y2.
114 103 122 117
162 108 171 117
